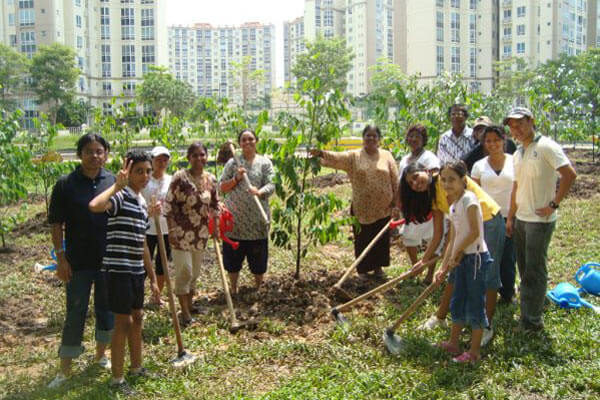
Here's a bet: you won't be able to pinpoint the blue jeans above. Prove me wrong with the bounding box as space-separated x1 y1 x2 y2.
59 269 114 359
498 224 517 300
514 219 556 327
450 252 491 330
483 213 505 290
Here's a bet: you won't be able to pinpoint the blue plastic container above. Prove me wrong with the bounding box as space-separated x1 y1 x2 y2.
575 263 600 296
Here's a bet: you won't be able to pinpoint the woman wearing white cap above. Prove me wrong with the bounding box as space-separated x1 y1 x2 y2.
142 146 172 305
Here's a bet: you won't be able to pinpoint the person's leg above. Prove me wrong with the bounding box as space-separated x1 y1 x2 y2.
436 283 453 320
188 249 204 308
406 246 419 265
469 329 483 358
93 270 113 362
228 273 240 295
449 258 468 347
128 309 143 371
111 314 132 381
483 214 505 324
520 221 555 328
58 270 94 376
173 249 193 322
248 239 268 290
223 239 244 294
465 255 488 358
107 272 134 383
498 232 517 301
146 235 163 303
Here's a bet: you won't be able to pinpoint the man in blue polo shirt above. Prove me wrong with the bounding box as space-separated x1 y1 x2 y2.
47 133 115 388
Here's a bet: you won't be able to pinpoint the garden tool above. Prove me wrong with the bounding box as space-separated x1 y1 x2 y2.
331 256 440 326
331 218 406 301
153 215 198 367
546 282 600 313
574 263 600 296
383 279 443 355
33 241 65 272
209 208 258 333
217 140 269 225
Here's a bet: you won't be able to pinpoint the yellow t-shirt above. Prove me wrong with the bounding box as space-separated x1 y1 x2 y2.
432 176 500 222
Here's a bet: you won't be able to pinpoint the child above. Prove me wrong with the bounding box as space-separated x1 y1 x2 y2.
89 150 160 390
433 161 492 363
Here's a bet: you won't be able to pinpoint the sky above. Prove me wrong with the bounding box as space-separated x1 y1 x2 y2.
166 0 305 87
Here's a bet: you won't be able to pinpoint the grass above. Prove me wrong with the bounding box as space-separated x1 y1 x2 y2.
1 188 599 399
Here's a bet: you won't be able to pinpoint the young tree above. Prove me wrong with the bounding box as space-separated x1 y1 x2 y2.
292 35 354 95
230 55 266 110
56 99 93 127
0 44 29 112
136 66 196 117
29 43 79 123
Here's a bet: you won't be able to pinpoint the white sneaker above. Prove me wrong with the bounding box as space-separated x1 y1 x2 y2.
481 327 494 347
48 373 67 389
419 315 447 330
95 356 111 370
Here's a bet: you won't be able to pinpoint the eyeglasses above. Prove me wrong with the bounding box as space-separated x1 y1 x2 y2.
82 149 106 156
450 112 466 117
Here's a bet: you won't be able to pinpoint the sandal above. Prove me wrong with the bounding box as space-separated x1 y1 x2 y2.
452 351 480 364
436 341 460 355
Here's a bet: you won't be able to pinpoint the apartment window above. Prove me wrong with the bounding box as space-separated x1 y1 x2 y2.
20 31 36 57
121 8 134 40
76 15 82 28
8 14 15 26
469 14 476 44
469 48 476 78
141 0 154 3
436 12 444 41
451 12 460 43
10 34 17 47
451 0 460 8
102 103 112 115
517 25 525 35
141 9 154 40
517 6 526 17
77 36 83 49
436 46 444 75
503 45 512 56
469 0 476 10
122 45 135 77
504 9 511 19
122 82 136 95
451 47 460 72
19 0 33 8
101 45 111 77
19 9 34 26
142 45 155 74
517 42 525 53
436 0 444 7
75 0 81 6
78 77 85 92
100 7 110 39
504 27 512 37
102 82 112 95
121 0 134 3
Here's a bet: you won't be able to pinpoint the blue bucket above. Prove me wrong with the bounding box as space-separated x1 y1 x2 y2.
574 263 600 296
547 282 599 313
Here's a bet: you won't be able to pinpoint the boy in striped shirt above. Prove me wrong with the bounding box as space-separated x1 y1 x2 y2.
89 150 159 391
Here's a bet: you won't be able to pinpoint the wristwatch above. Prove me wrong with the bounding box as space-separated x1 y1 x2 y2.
549 201 559 209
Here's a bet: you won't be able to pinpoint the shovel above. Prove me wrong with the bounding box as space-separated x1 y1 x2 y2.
383 279 443 355
153 215 198 367
331 218 405 301
331 256 440 326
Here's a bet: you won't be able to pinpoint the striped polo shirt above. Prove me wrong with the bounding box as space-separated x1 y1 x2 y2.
102 186 149 275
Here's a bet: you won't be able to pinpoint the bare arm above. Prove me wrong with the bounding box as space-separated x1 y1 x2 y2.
143 240 160 298
51 223 71 282
506 181 518 237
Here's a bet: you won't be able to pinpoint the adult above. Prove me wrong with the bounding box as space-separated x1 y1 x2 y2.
47 133 114 388
404 161 504 346
472 125 516 304
437 104 476 165
164 142 220 326
398 124 440 268
311 125 400 279
463 116 517 172
220 129 275 294
505 107 577 331
141 146 172 305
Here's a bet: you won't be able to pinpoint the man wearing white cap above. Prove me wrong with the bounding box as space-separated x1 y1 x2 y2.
142 146 172 305
505 107 577 331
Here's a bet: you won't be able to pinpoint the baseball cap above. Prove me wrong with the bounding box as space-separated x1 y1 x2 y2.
151 146 170 158
503 107 533 125
473 116 493 129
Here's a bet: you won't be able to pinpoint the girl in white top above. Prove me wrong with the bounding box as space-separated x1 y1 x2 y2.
398 124 441 273
141 146 172 304
471 125 517 302
433 161 492 363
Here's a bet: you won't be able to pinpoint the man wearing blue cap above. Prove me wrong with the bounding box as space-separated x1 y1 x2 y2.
505 107 577 331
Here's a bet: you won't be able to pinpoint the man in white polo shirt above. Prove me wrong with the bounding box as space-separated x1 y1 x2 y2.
505 107 577 331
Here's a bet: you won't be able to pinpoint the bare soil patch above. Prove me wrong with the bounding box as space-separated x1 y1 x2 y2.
310 172 349 188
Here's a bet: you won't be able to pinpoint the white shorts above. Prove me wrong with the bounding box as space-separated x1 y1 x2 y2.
401 220 434 247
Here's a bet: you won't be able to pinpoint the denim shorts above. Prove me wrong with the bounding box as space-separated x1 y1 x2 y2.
449 252 492 330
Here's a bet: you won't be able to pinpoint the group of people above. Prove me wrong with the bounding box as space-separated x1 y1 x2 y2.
47 104 576 390
47 129 273 391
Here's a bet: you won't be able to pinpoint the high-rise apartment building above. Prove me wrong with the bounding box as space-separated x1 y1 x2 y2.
304 0 346 40
168 22 275 105
499 0 598 65
283 17 305 85
0 0 167 122
398 0 498 93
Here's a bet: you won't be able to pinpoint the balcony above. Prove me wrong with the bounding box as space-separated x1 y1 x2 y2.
503 0 512 7
503 35 512 41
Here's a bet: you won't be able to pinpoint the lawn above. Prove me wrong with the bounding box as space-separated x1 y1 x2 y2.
0 152 599 400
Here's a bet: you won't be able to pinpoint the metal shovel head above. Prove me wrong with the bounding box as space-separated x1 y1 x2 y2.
229 318 259 334
171 351 198 368
331 308 350 327
383 328 406 355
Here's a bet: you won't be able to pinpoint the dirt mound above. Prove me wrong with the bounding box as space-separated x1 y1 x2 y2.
310 173 349 189
13 211 50 236
571 159 600 199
